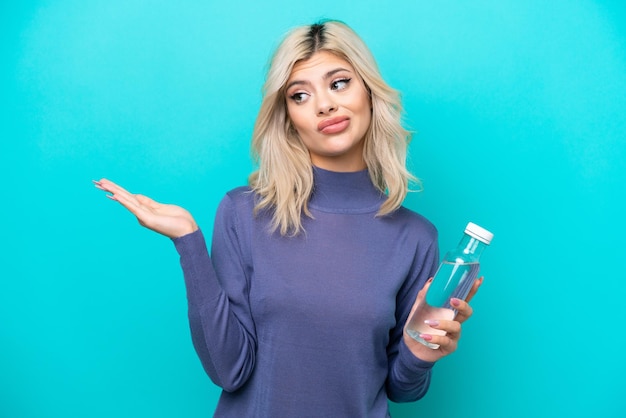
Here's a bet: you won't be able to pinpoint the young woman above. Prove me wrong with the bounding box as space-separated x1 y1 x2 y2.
95 20 482 418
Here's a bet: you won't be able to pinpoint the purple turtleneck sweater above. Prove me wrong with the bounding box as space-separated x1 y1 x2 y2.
173 167 439 417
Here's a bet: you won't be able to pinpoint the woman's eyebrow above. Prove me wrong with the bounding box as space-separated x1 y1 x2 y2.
285 67 351 91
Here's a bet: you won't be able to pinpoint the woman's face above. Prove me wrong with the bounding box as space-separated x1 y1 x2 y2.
285 51 371 172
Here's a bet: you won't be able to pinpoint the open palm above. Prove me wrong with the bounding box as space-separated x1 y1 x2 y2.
94 179 198 239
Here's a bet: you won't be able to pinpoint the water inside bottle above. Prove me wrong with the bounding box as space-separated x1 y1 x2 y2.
427 261 480 308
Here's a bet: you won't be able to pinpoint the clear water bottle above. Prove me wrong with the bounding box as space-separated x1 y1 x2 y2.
406 222 494 349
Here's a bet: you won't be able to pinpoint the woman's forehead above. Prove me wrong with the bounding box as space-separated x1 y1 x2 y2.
289 51 354 80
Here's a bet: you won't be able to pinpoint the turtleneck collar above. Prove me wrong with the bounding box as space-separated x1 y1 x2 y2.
308 166 386 214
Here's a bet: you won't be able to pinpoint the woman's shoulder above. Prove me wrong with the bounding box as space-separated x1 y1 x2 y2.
393 206 438 239
225 185 253 199
218 185 256 210
214 186 257 229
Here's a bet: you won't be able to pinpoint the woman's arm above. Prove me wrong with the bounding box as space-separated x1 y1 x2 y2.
385 238 439 403
95 180 257 391
386 233 483 402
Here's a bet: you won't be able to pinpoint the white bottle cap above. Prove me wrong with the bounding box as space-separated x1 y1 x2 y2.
465 222 494 244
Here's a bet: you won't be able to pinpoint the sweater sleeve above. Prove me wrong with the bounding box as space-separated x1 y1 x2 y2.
172 194 256 392
386 234 439 403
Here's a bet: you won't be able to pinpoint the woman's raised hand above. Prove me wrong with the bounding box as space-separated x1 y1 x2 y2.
94 179 198 239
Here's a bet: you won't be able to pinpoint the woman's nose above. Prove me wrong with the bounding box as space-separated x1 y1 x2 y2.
317 94 337 115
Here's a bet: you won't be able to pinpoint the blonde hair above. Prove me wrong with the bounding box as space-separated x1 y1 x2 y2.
249 20 416 236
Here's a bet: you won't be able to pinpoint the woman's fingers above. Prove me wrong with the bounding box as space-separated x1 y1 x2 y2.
452 277 482 323
135 194 160 210
93 180 106 191
96 179 149 209
427 318 461 336
451 297 474 324
95 180 168 213
464 276 484 303
419 318 462 354
95 180 150 218
109 188 151 219
94 178 130 195
94 178 198 238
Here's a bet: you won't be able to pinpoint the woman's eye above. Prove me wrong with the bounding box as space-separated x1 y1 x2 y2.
331 78 351 91
289 92 308 104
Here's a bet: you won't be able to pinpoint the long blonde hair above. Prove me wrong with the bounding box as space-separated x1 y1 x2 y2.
249 20 416 235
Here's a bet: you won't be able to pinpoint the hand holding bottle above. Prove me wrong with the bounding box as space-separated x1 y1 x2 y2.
94 178 198 239
404 222 493 362
403 276 483 363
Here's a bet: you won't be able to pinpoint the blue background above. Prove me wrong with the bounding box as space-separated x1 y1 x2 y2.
2 1 625 417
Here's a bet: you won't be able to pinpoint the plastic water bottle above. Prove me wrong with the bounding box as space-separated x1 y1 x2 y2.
406 222 494 349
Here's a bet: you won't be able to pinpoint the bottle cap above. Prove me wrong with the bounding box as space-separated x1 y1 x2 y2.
465 222 494 244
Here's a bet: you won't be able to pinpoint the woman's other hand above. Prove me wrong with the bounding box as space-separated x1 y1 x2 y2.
403 277 483 363
94 178 198 239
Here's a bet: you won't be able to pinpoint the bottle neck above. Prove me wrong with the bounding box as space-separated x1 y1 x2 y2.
458 234 488 258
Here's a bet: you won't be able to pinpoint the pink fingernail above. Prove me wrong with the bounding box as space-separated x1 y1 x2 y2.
451 298 461 307
419 334 432 341
424 319 439 327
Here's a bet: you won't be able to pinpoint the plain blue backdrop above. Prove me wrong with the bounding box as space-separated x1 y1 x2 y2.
2 1 625 417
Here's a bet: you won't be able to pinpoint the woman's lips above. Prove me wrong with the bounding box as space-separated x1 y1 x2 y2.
318 116 350 134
